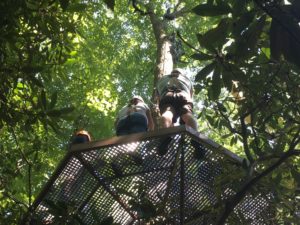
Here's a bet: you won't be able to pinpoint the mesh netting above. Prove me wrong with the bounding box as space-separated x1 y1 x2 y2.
26 127 273 225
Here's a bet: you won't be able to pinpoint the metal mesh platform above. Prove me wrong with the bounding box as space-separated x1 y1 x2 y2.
24 126 274 225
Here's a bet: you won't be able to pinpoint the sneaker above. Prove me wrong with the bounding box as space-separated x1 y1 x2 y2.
191 140 206 159
156 137 173 156
111 162 123 177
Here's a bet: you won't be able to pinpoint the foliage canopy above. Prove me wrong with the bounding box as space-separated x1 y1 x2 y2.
0 0 299 224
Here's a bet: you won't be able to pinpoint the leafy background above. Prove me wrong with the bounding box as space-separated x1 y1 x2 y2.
0 0 299 224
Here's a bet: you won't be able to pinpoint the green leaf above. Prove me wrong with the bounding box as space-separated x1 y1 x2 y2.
192 3 231 17
41 90 47 110
46 106 75 117
232 0 247 16
221 62 245 90
49 92 58 110
209 66 221 100
270 20 283 61
196 33 216 53
291 169 300 186
103 0 115 11
221 68 233 91
232 10 255 38
59 0 69 11
206 115 215 126
234 15 266 60
28 76 44 88
191 52 214 61
66 3 87 12
195 61 216 82
200 18 231 48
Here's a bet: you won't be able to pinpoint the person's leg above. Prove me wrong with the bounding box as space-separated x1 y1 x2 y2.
116 117 130 135
129 113 148 134
161 110 174 128
181 112 198 131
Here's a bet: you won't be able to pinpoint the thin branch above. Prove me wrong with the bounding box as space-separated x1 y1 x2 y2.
131 0 151 15
9 126 33 209
240 116 254 162
164 7 190 20
9 126 31 166
2 191 28 208
177 31 200 52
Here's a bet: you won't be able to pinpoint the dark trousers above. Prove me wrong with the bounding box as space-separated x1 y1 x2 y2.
116 112 148 136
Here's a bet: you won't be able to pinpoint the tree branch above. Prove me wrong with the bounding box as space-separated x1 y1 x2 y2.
177 31 200 53
217 149 300 225
240 116 254 162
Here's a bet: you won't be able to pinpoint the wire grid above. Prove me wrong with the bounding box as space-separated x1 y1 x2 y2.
29 130 274 225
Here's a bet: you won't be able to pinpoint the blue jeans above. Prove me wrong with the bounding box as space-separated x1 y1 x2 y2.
116 113 148 136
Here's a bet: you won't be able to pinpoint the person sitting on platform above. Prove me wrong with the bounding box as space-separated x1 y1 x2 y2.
115 96 154 136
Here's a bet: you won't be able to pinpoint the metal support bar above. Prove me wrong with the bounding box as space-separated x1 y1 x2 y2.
74 153 137 220
179 135 185 225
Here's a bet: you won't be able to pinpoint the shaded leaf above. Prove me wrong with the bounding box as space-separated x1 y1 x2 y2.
191 52 214 61
193 3 231 17
232 10 255 38
59 0 69 11
46 106 75 117
200 18 231 48
196 33 216 53
28 76 44 88
232 0 247 16
208 65 221 100
270 20 284 61
66 3 87 12
222 68 233 91
291 169 300 186
234 15 266 60
195 61 216 82
41 90 47 110
49 92 58 110
103 0 115 11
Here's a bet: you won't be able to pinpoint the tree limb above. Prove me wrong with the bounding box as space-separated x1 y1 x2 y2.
217 149 300 225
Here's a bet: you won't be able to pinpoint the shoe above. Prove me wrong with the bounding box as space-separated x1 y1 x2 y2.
191 140 206 159
156 137 172 156
111 162 123 177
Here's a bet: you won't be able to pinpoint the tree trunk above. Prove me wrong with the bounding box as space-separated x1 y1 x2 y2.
146 4 175 128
